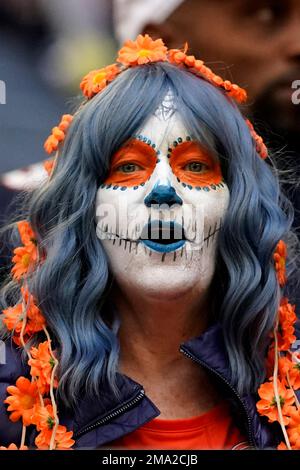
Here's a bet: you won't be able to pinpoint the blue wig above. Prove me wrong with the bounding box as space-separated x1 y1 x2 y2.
0 62 296 407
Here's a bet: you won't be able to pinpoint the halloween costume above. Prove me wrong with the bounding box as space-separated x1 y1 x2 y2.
0 35 298 450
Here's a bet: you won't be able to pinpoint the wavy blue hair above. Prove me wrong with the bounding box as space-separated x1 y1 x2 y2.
0 62 296 407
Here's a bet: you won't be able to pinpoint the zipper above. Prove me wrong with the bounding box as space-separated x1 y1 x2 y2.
74 388 146 439
180 346 256 449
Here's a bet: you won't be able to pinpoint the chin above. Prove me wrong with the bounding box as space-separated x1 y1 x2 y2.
113 261 215 302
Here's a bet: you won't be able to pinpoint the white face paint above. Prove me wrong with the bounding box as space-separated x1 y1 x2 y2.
95 93 230 300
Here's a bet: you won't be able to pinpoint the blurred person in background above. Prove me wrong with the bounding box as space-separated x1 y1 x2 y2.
114 0 300 234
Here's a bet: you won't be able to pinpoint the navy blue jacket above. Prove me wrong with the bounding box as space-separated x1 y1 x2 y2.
0 323 282 449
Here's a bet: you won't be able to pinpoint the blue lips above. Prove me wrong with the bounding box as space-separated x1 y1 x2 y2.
140 220 186 253
142 239 185 253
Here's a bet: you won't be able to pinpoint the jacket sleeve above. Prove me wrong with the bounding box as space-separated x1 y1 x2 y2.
0 340 29 447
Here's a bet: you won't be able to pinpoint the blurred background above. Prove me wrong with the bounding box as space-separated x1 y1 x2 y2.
0 0 299 284
0 0 115 174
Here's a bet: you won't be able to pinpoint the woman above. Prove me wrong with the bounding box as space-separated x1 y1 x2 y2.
0 35 299 450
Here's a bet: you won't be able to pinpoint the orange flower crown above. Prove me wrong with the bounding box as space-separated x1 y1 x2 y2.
43 34 268 176
1 35 296 451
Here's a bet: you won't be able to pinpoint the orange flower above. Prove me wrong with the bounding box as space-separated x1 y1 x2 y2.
1 303 25 335
4 377 40 426
225 82 248 104
287 356 300 390
168 43 190 66
184 55 196 67
11 244 38 281
1 288 46 344
44 114 73 155
32 403 56 431
168 48 187 65
287 410 300 449
80 64 120 99
44 135 59 155
245 119 268 159
279 298 297 325
277 441 288 450
44 158 55 177
117 34 167 66
35 425 75 450
0 443 28 450
28 342 58 394
17 221 36 246
278 356 293 384
21 287 46 333
277 298 297 351
273 240 287 287
256 380 294 425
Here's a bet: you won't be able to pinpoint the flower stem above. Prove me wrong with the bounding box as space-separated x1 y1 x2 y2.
43 325 59 450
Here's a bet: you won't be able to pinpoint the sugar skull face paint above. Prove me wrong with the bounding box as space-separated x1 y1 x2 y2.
95 93 230 299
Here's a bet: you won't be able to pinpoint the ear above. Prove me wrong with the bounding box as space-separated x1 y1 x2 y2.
142 22 184 49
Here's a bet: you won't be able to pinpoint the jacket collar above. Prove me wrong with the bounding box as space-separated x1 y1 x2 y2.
60 322 281 449
69 323 231 436
180 322 231 380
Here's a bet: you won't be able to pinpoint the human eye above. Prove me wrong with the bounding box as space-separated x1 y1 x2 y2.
116 162 143 173
183 161 209 173
246 1 289 27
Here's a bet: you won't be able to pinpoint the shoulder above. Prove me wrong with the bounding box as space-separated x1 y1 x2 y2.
0 339 30 446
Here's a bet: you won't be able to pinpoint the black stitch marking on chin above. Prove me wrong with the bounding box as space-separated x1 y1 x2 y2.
203 220 222 248
211 221 218 243
206 225 212 247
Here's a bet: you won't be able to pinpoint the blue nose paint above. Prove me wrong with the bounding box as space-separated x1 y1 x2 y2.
144 184 183 207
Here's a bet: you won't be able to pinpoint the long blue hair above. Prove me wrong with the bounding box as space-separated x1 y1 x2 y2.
0 62 296 408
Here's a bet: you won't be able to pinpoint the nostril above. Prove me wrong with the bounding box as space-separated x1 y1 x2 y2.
144 185 183 207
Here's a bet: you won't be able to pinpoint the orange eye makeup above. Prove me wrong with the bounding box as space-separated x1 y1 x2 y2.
104 139 158 187
169 141 223 187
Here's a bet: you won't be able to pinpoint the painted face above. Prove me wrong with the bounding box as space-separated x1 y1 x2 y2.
95 93 230 299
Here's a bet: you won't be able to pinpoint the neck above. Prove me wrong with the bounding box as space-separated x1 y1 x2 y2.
111 283 210 378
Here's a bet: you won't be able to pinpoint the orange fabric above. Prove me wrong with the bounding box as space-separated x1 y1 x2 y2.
108 400 248 450
169 141 222 186
104 139 157 187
